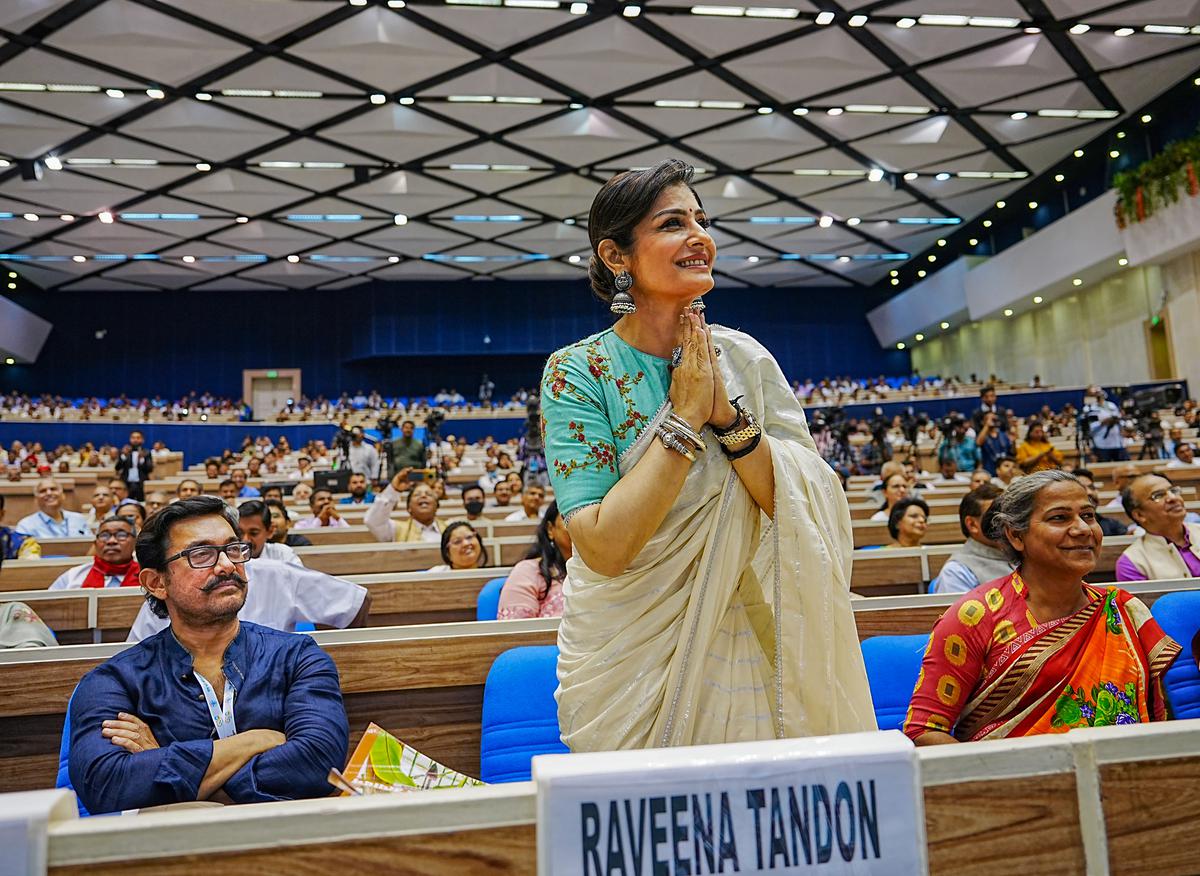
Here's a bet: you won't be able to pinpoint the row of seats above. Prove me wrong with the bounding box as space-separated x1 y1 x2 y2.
476 591 1200 784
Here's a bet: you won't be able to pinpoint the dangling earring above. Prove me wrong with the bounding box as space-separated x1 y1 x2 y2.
610 271 636 315
689 296 706 313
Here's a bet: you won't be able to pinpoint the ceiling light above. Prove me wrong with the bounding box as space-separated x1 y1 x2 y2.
746 255 760 263
846 104 888 113
940 322 950 330
917 271 926 277
1114 27 1134 36
889 270 898 277
181 255 196 263
914 333 924 341
1110 150 1120 158
903 172 918 181
757 106 773 114
568 254 581 263
370 93 386 105
846 217 860 226
47 83 99 93
826 107 843 116
350 0 368 5
936 239 946 247
21 213 38 222
1003 308 1013 316
918 14 967 26
97 211 113 224
43 155 62 171
195 162 211 172
622 5 641 16
388 255 401 263
927 254 936 262
1078 109 1119 119
1119 257 1128 266
1033 296 1043 304
814 11 834 24
195 92 212 101
847 14 867 26
1037 108 1078 117
564 218 576 224
745 7 798 18
896 17 916 28
967 238 978 247
935 172 950 181
867 167 884 182
105 88 124 99
287 254 300 263
1144 24 1188 35
236 216 249 223
70 254 87 263
691 5 743 15
274 90 323 98
1117 131 1126 139
1028 201 1038 209
891 278 900 286
1024 27 1040 33
1068 23 1089 34
982 220 992 227
58 214 75 222
996 200 1006 209
399 96 416 105
1054 173 1065 182
1072 278 1082 286
968 17 1019 28
388 0 407 6
818 215 833 228
792 107 809 116
504 0 560 6
1010 111 1027 120
570 1 587 11
698 100 744 109
394 214 408 225
1141 114 1152 123
896 342 906 350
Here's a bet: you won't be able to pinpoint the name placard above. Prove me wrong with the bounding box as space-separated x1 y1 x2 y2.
534 730 926 876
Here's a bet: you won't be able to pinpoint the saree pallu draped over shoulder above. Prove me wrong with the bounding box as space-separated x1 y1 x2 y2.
553 326 876 752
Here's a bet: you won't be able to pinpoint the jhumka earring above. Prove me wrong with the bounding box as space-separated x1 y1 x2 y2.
610 272 636 315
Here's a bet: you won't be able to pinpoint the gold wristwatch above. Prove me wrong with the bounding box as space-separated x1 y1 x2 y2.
714 398 762 447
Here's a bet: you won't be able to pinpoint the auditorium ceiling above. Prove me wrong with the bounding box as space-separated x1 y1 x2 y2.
0 0 1198 291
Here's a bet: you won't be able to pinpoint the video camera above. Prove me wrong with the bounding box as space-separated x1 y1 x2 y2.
1110 383 1185 458
425 408 446 444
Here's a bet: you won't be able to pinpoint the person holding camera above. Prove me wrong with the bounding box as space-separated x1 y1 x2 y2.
1082 385 1127 462
937 415 981 475
975 410 1013 475
365 471 444 543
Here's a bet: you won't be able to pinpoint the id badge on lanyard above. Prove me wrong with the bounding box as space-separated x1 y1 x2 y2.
194 671 237 738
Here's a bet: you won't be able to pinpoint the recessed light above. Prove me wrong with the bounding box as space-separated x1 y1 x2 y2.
1118 257 1128 266
1074 149 1084 158
1033 296 1043 304
846 217 860 226
1028 201 1038 209
826 107 843 116
394 214 408 226
287 255 300 263
195 162 211 172
940 322 950 330
927 255 936 262
1003 308 1014 316
936 239 946 247
568 255 581 263
388 255 401 263
1068 23 1089 34
847 14 867 26
1110 150 1120 159
1141 114 1152 123
1115 27 1134 36
917 270 926 277
235 216 249 223
747 255 760 263
4 358 13 365
1072 278 1082 286
182 255 196 263
903 172 918 181
399 96 415 105
72 255 86 263
1010 111 1028 120
98 211 114 224
996 200 1006 209
1054 173 1065 182
105 88 124 99
146 88 165 99
935 172 950 181
195 92 212 101
915 333 924 341
570 1 587 12
22 213 37 221
370 93 386 105
622 4 641 16
814 11 834 25
982 220 992 228
968 238 978 246
896 342 906 350
792 107 808 116
818 215 833 228
891 278 900 286
896 17 915 28
1116 131 1126 139
60 214 74 222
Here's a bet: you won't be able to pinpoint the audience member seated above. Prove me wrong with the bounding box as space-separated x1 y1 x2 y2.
887 497 929 548
505 484 546 522
428 521 488 572
174 479 201 502
871 473 909 522
1168 443 1199 468
1102 463 1140 511
1073 468 1129 537
931 485 1010 594
218 479 237 506
991 456 1019 488
291 482 313 506
116 500 147 529
1016 422 1063 473
0 495 40 559
460 485 487 522
84 484 115 533
0 601 56 648
127 497 369 642
498 502 570 619
932 457 970 486
366 478 444 543
1116 474 1198 581
204 460 220 479
338 473 375 506
295 488 349 529
70 497 351 814
238 500 303 566
969 469 992 490
16 478 90 538
490 479 514 508
231 468 259 499
144 491 169 516
266 499 311 547
109 478 129 504
905 471 1179 745
49 517 141 590
288 456 314 481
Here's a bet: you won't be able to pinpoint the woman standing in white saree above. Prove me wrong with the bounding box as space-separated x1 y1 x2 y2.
541 159 875 752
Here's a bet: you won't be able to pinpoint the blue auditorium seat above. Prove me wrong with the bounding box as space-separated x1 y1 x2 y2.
476 576 507 621
860 634 929 732
295 622 316 633
1149 592 1200 720
480 645 567 783
56 688 91 817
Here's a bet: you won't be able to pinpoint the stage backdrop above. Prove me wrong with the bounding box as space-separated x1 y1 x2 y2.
1 279 907 402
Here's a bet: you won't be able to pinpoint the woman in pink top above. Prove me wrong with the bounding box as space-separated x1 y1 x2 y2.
498 502 571 619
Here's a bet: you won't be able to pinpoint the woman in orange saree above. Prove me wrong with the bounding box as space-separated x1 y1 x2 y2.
905 470 1179 744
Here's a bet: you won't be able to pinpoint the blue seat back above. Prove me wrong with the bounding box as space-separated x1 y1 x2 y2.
480 645 567 783
57 688 91 817
1149 591 1200 720
476 576 507 621
860 634 929 732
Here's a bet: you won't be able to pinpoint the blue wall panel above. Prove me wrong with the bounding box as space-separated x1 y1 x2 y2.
3 279 906 401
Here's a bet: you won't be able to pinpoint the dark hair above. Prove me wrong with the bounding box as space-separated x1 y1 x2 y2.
310 488 332 507
0 494 4 510
264 498 291 522
117 500 146 526
219 479 235 491
136 496 239 618
176 478 201 496
1073 467 1095 482
879 472 907 511
888 497 929 541
587 159 702 306
524 501 567 587
461 484 485 501
996 455 1016 466
1122 472 1171 519
237 499 272 528
109 477 128 489
959 483 1004 539
439 521 487 568
981 384 996 396
98 514 137 537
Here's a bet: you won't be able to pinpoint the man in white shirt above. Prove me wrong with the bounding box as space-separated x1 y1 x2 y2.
505 484 546 522
1103 463 1141 511
294 488 350 529
365 477 444 543
1168 443 1200 468
49 517 141 590
346 428 379 479
237 500 304 566
83 484 115 534
16 478 90 538
1082 385 1127 462
931 457 971 486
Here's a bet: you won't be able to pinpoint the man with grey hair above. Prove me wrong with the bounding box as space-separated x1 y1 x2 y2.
931 484 1010 594
16 478 90 538
1116 473 1200 581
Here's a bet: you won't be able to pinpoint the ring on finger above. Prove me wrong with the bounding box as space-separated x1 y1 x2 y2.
670 346 683 369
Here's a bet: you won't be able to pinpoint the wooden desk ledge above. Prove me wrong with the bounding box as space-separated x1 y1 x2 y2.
39 718 1200 876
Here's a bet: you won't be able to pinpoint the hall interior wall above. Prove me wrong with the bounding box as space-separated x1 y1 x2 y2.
1 279 908 400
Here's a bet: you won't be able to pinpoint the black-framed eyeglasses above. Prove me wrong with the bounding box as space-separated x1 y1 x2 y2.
95 530 133 543
164 541 253 569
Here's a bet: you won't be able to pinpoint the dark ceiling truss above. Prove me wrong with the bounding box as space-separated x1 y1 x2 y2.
0 0 1196 293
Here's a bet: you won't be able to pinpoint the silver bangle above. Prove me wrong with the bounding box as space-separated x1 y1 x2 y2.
665 413 707 453
656 424 696 462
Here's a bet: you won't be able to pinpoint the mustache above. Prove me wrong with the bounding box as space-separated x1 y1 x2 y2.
201 573 248 593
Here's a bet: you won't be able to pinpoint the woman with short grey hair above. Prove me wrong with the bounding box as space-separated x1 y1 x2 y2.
904 470 1179 745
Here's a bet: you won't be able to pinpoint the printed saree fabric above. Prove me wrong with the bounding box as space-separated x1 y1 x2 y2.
905 572 1180 742
540 325 876 752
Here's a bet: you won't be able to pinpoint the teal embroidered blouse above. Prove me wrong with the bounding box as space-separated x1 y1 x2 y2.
540 328 672 519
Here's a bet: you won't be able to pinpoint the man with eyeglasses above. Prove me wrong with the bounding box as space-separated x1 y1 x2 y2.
68 496 353 815
1116 474 1200 581
49 517 141 590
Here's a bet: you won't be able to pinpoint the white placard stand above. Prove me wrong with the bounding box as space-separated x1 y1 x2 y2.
0 789 79 876
534 730 927 876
